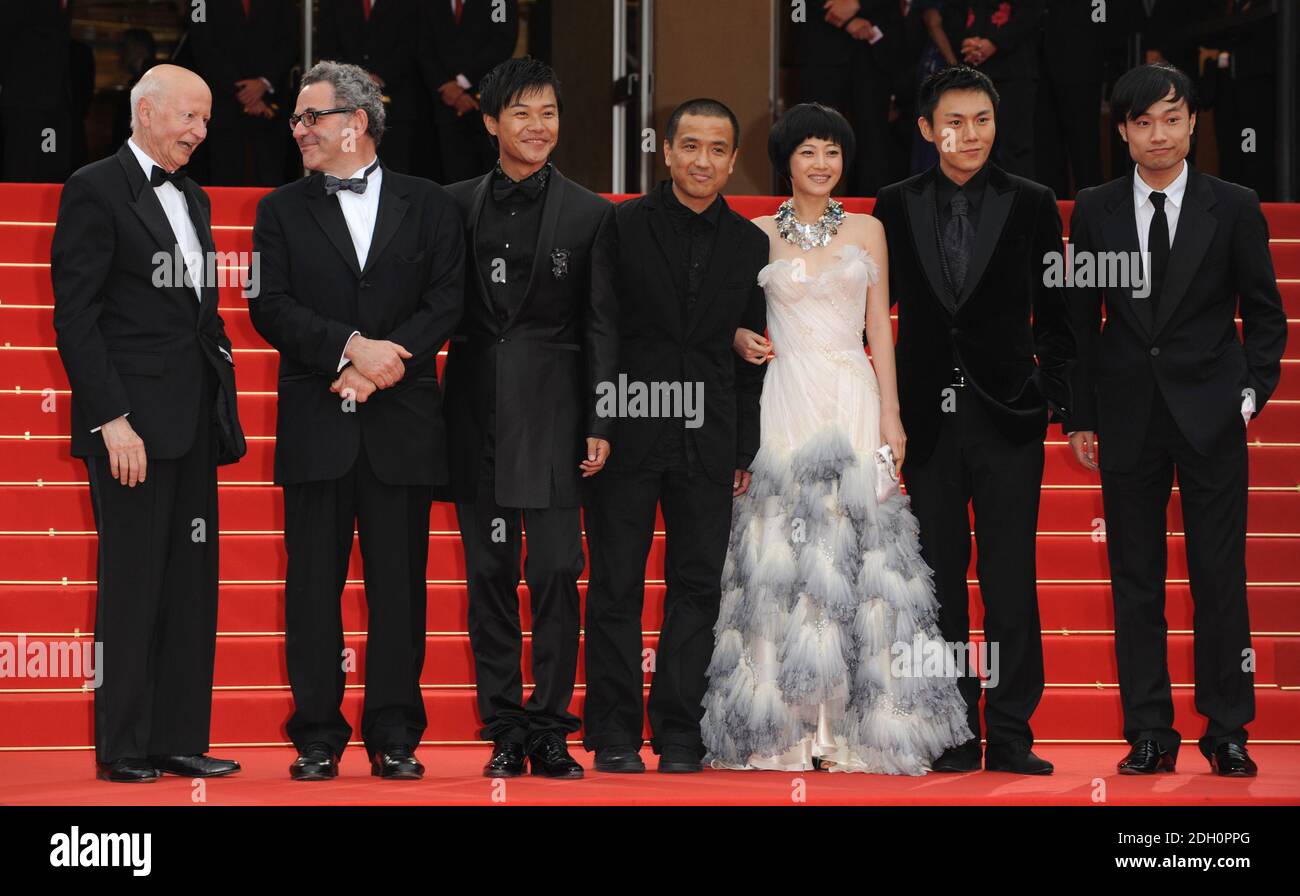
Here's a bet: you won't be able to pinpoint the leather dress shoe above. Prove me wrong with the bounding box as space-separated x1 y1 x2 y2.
985 744 1054 775
149 753 240 778
96 758 159 783
1210 743 1257 777
483 741 527 777
931 738 981 773
371 745 424 779
528 734 584 778
594 744 645 773
657 746 702 774
1117 740 1176 775
290 743 339 781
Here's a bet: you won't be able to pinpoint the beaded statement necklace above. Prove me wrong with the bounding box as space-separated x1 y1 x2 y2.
775 197 845 251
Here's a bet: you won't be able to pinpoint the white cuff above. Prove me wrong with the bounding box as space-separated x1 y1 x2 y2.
1241 393 1255 425
218 346 233 363
339 331 361 373
91 412 128 434
260 77 274 94
456 74 472 90
867 25 884 44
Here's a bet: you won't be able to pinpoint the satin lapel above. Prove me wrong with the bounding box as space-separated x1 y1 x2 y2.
903 172 953 314
1099 177 1151 337
361 169 409 278
466 171 497 316
118 144 200 308
958 167 1015 306
180 179 219 320
687 200 740 339
1151 168 1217 339
511 166 566 329
306 174 362 278
644 195 683 336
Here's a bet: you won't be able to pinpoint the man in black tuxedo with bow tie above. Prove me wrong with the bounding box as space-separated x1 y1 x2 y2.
873 65 1074 775
1065 63 1287 777
439 57 618 779
52 64 246 783
249 61 465 781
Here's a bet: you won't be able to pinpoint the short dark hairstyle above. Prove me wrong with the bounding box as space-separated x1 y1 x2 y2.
917 65 999 123
1110 62 1197 123
478 56 564 121
767 102 855 180
665 98 740 151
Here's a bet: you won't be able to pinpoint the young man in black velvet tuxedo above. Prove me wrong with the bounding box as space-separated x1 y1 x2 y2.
439 57 618 779
873 65 1075 775
1065 63 1287 777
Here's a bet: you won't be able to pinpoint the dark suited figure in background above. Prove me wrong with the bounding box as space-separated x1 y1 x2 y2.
187 0 297 186
440 57 617 779
419 0 519 184
0 0 77 182
1208 0 1278 200
317 0 430 177
249 61 465 781
794 0 905 195
1066 64 1286 777
582 99 768 774
873 66 1074 775
941 0 1043 178
51 65 246 782
111 30 159 151
1034 0 1104 198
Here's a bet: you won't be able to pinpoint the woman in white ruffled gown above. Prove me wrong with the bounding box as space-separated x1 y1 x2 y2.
700 104 972 775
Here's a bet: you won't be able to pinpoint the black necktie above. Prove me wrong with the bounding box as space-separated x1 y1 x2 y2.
150 165 187 188
1147 191 1169 319
943 190 974 296
493 164 549 202
324 159 380 195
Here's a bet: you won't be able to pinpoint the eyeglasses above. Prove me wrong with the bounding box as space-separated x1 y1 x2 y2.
289 107 354 129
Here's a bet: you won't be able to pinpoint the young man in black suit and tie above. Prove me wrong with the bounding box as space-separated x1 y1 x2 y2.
873 65 1075 775
51 64 247 782
248 61 466 781
1065 63 1287 777
439 57 618 779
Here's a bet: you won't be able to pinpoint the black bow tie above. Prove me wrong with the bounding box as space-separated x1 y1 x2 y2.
324 159 380 196
493 163 549 202
149 165 188 188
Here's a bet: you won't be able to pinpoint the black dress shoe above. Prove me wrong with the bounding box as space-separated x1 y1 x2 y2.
931 738 981 773
483 741 527 778
528 734 584 779
96 758 159 783
594 744 645 773
985 744 1054 775
1117 740 1176 775
290 743 339 781
149 754 240 778
657 746 703 774
1210 743 1258 777
371 745 424 780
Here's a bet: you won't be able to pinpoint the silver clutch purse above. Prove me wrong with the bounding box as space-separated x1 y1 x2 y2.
874 444 900 502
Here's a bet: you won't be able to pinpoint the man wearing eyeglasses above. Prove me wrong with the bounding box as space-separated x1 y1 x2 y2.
248 60 465 781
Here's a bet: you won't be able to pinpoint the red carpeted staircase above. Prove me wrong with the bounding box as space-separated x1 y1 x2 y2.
1 183 1298 753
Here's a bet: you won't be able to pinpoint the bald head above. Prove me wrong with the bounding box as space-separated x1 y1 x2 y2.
131 64 211 173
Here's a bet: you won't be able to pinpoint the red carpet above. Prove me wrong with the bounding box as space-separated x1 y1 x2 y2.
1 182 1298 805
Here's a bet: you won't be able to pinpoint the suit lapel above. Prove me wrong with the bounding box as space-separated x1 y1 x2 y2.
117 143 201 310
1100 176 1152 336
902 171 953 314
1151 166 1216 338
687 198 740 338
510 166 566 329
179 179 221 319
958 164 1015 306
643 191 683 335
306 174 362 278
361 168 408 278
466 170 496 317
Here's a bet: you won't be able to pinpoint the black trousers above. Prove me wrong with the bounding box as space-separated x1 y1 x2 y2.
434 102 496 185
582 435 733 758
800 60 892 196
456 450 586 748
283 447 432 758
1034 77 1102 198
1100 388 1253 761
989 77 1037 180
902 387 1046 750
86 366 219 762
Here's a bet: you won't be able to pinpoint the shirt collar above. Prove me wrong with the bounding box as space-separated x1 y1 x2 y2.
126 137 170 184
660 179 722 227
935 162 989 208
1133 159 1188 210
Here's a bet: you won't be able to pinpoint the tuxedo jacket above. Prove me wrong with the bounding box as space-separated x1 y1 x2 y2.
186 0 297 129
316 0 429 122
873 162 1075 465
439 167 618 509
604 189 768 485
1066 165 1287 471
51 142 245 464
418 0 519 92
941 0 1043 82
248 165 465 486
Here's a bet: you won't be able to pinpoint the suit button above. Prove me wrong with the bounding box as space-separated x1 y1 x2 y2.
498 337 506 344
1150 346 1160 357
360 280 371 289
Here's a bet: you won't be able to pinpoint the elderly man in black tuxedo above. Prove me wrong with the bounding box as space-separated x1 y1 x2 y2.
52 64 246 783
873 66 1075 775
1066 64 1287 778
439 57 617 779
249 61 465 781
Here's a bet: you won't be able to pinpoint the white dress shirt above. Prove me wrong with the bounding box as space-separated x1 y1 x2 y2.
334 158 382 372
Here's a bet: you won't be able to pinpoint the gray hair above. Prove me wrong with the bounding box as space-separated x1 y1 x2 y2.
300 60 385 145
129 75 165 132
